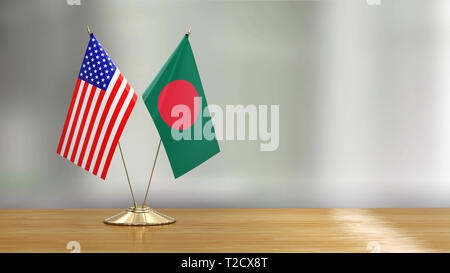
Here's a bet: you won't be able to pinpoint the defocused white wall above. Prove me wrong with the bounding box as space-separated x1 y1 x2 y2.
0 0 450 208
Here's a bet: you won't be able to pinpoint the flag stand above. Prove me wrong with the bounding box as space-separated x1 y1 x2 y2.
103 205 175 225
103 139 175 226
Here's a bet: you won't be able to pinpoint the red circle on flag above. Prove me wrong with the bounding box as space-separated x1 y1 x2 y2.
158 80 200 130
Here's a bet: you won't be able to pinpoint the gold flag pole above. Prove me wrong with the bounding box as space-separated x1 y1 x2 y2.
141 139 162 208
104 27 193 226
85 24 153 225
118 142 138 208
140 27 191 208
86 25 138 208
104 137 175 225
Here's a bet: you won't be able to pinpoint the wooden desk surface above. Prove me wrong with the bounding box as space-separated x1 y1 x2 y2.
0 208 449 253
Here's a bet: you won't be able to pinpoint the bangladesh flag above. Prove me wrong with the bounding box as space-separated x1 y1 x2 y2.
143 34 220 178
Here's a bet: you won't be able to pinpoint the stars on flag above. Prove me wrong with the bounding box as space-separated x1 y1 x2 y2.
79 35 117 90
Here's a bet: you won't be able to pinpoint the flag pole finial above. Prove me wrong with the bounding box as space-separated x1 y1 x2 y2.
86 25 93 37
187 26 191 38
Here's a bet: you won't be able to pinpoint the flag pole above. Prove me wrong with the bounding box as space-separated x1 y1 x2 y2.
140 27 191 208
86 25 137 208
107 138 174 225
118 142 138 208
103 27 180 225
141 139 162 208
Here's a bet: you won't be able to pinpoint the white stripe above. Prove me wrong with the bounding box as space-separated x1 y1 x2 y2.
74 86 100 165
97 87 134 175
60 80 85 156
89 77 128 173
81 69 121 169
67 84 92 160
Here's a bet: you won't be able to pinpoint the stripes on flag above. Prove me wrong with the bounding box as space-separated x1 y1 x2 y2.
57 34 137 180
57 70 137 179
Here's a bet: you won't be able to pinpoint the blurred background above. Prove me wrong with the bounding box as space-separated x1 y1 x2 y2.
1 0 450 208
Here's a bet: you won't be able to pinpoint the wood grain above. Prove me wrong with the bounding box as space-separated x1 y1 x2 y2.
0 209 449 252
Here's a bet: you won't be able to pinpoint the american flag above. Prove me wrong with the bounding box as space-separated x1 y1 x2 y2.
57 34 137 180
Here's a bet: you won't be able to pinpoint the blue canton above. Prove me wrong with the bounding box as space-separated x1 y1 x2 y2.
79 34 117 90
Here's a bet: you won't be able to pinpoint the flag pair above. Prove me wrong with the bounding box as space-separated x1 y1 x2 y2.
57 33 220 180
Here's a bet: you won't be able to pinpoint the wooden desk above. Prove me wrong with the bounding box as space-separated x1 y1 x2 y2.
0 209 449 253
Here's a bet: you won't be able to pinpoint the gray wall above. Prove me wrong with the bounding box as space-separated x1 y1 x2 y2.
1 0 450 208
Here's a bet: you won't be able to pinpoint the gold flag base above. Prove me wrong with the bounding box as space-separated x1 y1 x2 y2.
103 206 176 226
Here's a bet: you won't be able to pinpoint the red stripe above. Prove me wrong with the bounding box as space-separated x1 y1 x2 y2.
84 73 124 171
100 92 137 179
70 85 96 162
57 78 81 154
63 81 89 158
77 87 103 167
93 83 131 175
